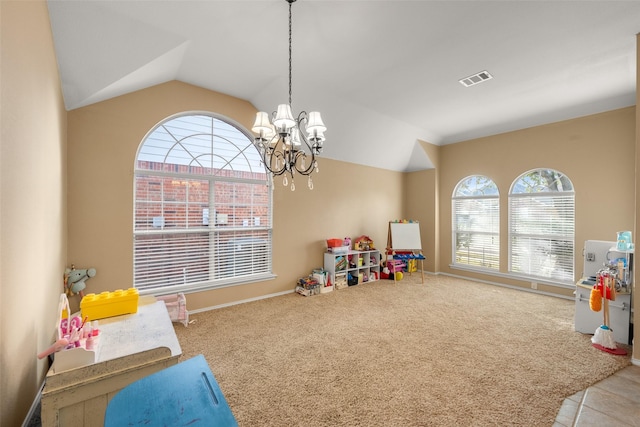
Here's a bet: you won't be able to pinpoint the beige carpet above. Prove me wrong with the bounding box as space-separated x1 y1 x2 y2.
174 275 631 426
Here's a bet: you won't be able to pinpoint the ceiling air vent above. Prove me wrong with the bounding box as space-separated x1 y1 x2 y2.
459 70 493 87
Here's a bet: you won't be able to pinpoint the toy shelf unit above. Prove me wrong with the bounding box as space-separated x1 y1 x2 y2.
324 249 381 289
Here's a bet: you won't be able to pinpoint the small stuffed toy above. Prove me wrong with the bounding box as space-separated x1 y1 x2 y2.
64 265 96 297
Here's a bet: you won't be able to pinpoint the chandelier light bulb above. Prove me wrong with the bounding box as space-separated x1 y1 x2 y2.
312 130 325 143
290 127 302 147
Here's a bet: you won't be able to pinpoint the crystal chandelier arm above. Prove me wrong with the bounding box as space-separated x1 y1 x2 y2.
291 149 316 176
259 135 289 176
297 111 323 154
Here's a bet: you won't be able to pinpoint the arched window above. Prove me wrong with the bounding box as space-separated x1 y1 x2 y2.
133 113 273 294
509 168 574 283
452 175 499 270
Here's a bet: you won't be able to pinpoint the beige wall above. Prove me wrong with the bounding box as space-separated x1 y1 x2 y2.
0 2 68 426
405 141 440 272
429 107 636 297
67 81 405 312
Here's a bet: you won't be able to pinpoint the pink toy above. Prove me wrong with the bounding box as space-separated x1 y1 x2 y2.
387 260 406 273
37 338 69 359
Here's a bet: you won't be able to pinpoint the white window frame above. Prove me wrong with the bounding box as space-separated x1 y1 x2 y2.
508 168 575 284
451 175 500 271
133 112 275 295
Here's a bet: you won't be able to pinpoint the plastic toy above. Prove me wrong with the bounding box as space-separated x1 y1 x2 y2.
81 288 139 321
353 235 374 251
64 265 97 297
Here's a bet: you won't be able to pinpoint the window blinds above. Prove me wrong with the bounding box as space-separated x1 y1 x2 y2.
509 194 574 283
452 196 500 270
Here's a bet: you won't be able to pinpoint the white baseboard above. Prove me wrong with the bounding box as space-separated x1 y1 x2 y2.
187 289 294 315
632 358 640 366
439 271 574 300
188 273 440 315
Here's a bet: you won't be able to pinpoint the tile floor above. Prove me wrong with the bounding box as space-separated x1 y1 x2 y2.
554 364 640 426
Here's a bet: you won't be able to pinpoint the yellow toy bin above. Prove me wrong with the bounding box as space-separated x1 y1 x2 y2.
80 288 139 321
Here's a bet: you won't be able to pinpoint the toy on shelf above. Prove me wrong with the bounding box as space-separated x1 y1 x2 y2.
326 238 342 249
64 265 97 298
327 238 349 254
353 235 374 251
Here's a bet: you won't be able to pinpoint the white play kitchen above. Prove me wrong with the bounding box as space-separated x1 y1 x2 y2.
574 234 634 346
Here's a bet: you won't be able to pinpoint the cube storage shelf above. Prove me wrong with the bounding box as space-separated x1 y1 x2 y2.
324 249 381 288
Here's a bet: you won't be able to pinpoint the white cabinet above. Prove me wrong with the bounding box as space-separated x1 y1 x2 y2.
324 249 380 288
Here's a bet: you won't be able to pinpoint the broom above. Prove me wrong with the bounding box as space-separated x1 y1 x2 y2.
591 274 626 355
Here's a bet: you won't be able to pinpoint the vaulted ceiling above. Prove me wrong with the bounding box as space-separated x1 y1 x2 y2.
47 1 639 172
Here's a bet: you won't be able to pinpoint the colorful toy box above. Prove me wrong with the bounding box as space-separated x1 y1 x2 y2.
296 276 321 296
326 238 343 248
81 288 139 321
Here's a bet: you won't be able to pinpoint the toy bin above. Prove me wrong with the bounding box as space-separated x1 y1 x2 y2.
81 288 139 321
326 238 343 248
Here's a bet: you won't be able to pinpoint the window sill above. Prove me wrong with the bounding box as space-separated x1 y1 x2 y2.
138 273 278 297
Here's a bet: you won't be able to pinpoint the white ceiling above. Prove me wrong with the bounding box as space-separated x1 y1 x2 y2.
47 0 639 172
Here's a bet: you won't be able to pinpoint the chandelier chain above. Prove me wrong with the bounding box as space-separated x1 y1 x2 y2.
288 0 293 107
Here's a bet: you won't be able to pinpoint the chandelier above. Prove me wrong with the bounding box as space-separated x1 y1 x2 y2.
252 0 326 191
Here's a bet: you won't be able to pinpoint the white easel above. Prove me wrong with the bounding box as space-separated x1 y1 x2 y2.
386 221 425 283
